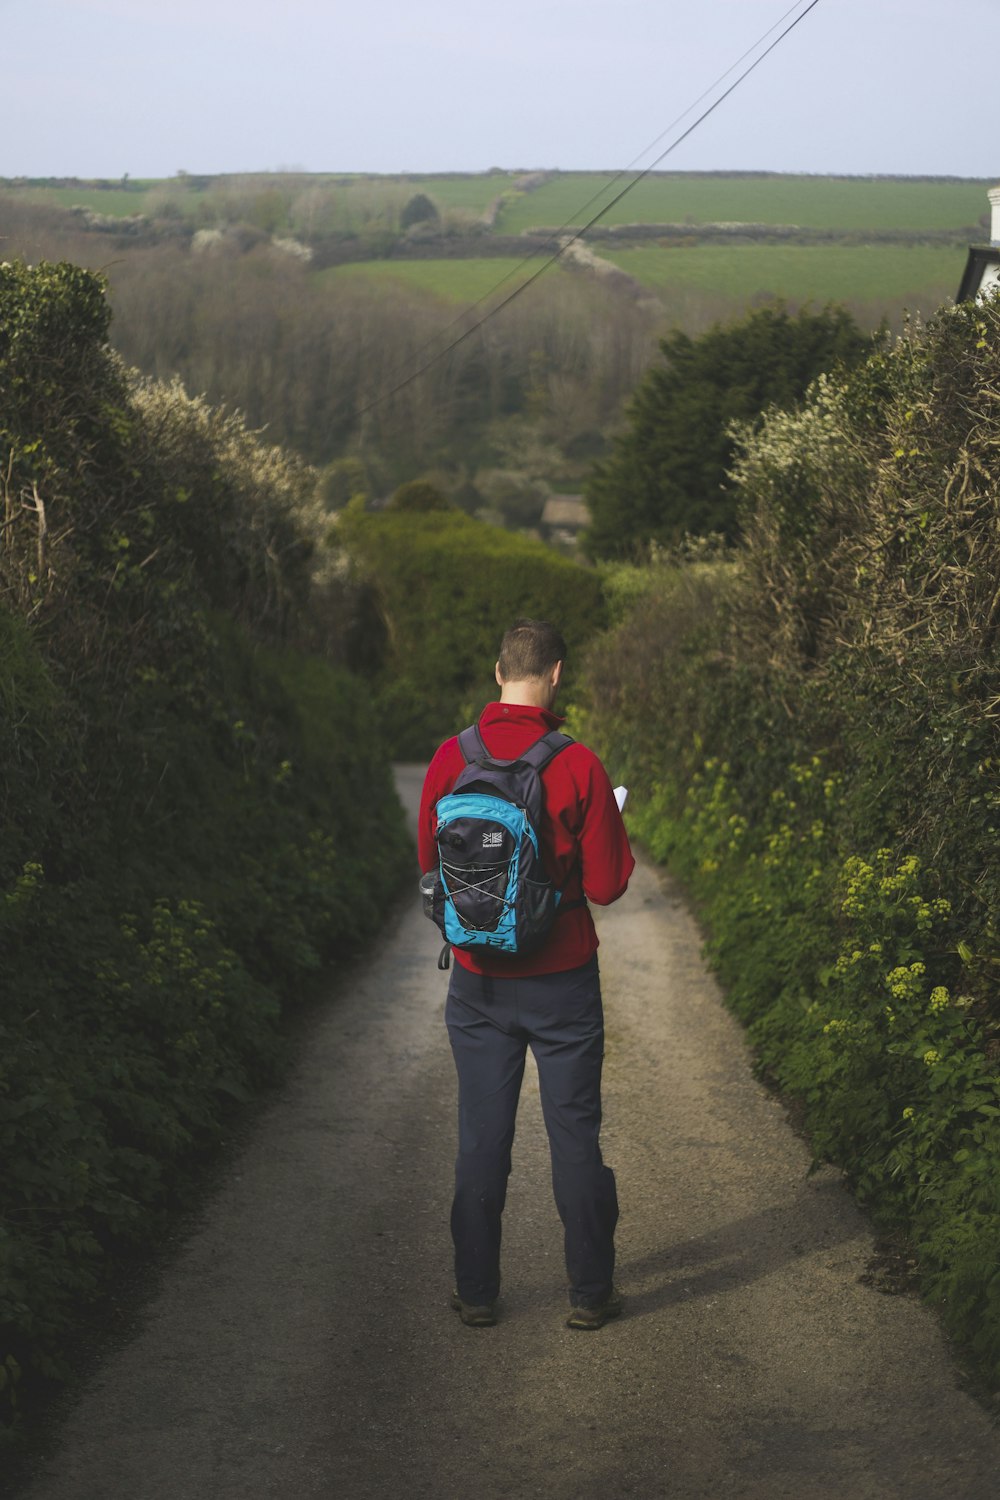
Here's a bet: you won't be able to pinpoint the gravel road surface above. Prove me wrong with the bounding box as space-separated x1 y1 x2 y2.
15 766 1000 1499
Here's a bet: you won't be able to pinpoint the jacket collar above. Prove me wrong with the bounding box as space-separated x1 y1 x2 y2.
480 700 566 732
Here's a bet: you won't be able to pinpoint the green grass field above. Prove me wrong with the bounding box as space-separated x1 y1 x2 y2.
395 174 513 210
12 184 164 216
4 173 514 228
319 257 541 304
495 174 990 235
602 242 962 310
7 172 989 239
323 244 962 323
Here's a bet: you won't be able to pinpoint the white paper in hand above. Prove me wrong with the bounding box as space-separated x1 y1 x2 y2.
614 785 628 812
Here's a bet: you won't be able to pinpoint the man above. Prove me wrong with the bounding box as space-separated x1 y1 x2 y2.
418 618 634 1330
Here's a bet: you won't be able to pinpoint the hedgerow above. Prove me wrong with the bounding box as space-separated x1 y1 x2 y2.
335 505 606 755
582 296 1000 1388
0 262 409 1423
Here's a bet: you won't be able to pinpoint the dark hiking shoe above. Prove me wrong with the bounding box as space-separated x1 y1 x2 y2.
566 1289 623 1331
450 1291 497 1327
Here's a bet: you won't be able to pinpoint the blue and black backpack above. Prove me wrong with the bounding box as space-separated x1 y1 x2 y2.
423 724 576 969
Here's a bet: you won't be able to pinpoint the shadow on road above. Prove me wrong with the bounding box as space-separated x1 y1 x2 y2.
617 1176 861 1319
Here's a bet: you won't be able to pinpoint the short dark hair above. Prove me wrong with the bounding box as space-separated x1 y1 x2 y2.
497 619 566 681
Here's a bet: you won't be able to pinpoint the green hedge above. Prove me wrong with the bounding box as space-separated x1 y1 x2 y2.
581 298 1000 1389
0 263 410 1422
335 505 607 755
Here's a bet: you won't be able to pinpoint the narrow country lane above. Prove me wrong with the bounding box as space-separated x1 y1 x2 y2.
15 767 1000 1500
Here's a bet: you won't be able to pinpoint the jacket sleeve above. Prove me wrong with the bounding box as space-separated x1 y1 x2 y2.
575 754 635 906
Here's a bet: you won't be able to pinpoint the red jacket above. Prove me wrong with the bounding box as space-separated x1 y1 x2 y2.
418 701 634 976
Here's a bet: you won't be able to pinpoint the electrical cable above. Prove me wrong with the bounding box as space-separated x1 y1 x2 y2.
351 0 822 421
367 0 815 389
359 0 813 397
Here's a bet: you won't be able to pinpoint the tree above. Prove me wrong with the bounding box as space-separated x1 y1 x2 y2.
387 478 453 512
320 455 369 511
400 193 440 232
582 302 876 559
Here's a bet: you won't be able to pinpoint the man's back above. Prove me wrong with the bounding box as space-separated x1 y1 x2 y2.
418 699 634 977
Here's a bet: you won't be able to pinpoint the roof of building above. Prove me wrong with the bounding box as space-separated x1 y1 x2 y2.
541 495 589 529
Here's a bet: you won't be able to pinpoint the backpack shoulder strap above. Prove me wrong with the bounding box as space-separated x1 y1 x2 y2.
457 724 573 774
457 725 488 765
518 729 574 774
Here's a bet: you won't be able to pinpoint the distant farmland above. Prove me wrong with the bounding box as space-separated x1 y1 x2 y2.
1 168 986 335
320 258 537 304
1 167 988 502
600 242 961 311
494 172 990 234
9 169 989 235
316 251 961 333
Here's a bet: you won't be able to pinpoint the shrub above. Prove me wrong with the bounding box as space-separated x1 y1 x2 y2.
581 296 1000 1387
400 193 440 232
335 507 606 755
0 261 410 1423
387 478 453 512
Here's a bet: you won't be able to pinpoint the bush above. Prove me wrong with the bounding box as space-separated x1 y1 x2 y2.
335 507 606 755
581 297 1000 1388
387 479 453 512
0 262 410 1423
400 193 440 232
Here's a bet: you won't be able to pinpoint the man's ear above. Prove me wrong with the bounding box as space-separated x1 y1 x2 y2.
552 660 564 690
495 661 504 687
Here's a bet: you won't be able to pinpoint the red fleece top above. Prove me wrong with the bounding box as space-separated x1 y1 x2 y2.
418 701 635 976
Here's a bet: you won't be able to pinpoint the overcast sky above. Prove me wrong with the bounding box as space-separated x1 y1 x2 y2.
3 0 997 180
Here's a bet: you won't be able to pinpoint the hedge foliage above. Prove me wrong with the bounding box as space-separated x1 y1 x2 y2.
334 505 606 756
582 297 1000 1388
0 262 410 1420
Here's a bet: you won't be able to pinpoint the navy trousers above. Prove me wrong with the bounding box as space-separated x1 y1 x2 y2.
445 954 619 1308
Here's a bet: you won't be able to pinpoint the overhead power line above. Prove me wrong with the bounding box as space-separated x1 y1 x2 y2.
358 0 813 398
352 0 823 422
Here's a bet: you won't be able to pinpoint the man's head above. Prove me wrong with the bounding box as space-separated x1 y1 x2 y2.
496 618 566 708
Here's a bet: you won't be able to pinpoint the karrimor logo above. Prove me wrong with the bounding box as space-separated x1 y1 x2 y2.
482 830 504 848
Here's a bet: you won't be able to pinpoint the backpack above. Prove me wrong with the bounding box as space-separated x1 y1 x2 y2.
423 724 575 968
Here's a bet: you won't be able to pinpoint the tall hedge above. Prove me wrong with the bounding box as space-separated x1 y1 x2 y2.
0 262 409 1421
582 297 1000 1388
335 505 606 755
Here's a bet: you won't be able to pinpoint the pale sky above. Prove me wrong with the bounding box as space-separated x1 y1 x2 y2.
3 0 997 180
